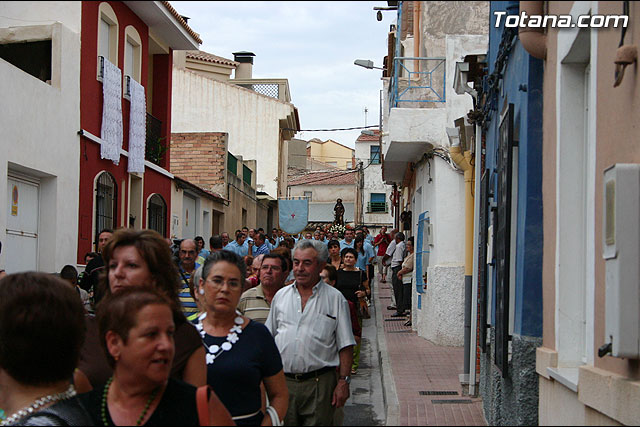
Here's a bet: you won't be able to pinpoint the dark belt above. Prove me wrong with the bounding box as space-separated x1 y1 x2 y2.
284 366 335 381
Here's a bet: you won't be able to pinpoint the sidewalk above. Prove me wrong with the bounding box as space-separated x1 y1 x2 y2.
374 274 487 426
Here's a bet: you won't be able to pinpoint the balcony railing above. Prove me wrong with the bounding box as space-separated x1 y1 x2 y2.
367 202 389 213
233 78 291 102
389 57 446 110
145 113 165 166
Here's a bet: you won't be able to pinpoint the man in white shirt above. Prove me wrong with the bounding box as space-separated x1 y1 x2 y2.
385 232 406 317
266 239 355 426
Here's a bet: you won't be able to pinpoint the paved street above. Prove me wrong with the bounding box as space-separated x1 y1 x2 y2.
344 274 487 426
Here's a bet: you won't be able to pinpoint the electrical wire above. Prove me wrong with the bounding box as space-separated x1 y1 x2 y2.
284 125 380 132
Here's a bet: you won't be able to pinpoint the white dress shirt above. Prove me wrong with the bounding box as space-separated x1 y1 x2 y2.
266 280 356 374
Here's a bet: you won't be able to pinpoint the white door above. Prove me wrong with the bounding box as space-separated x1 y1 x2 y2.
6 176 39 273
182 194 197 239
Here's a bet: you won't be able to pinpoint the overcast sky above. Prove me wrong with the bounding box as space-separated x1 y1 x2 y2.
171 1 392 151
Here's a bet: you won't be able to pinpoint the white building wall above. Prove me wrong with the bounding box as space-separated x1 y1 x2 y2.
171 68 296 198
0 4 81 273
356 140 394 227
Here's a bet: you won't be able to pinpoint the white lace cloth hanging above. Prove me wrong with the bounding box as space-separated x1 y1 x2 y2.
127 78 146 174
100 59 123 165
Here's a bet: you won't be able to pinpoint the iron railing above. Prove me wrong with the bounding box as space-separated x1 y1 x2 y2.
389 56 446 110
145 113 164 166
367 202 388 213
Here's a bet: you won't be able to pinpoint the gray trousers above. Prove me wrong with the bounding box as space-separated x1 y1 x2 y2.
284 370 338 426
391 266 403 313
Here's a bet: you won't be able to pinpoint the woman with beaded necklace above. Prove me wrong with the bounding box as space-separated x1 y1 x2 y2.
78 287 233 426
195 251 288 426
0 272 92 426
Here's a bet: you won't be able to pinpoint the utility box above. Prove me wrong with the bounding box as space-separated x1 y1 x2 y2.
602 164 640 359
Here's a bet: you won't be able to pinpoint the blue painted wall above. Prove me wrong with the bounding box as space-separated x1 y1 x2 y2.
485 1 543 338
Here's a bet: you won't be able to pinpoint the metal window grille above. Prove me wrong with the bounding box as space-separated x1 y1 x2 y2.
370 145 381 164
237 83 280 100
495 103 514 377
478 170 490 353
145 112 163 166
95 172 117 248
148 194 167 237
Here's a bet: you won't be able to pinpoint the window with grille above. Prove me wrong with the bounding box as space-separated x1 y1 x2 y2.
95 172 117 249
148 194 167 237
495 103 515 377
370 145 381 164
369 193 387 213
303 191 312 201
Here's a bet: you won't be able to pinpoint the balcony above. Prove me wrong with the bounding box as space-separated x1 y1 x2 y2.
389 57 446 110
145 113 165 167
367 202 389 213
233 78 291 102
381 57 448 184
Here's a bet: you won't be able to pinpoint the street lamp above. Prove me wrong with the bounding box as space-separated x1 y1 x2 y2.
354 59 385 70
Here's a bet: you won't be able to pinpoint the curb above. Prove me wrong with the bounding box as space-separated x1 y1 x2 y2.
374 278 399 426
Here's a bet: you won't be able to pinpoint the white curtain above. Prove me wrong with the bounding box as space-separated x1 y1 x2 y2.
100 59 123 165
127 78 146 174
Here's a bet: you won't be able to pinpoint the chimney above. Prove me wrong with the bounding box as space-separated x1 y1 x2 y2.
233 51 255 79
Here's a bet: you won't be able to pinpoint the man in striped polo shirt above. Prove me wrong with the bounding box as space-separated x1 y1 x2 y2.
178 239 200 317
237 253 288 324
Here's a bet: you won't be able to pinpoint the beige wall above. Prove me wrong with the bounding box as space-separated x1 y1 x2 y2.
308 140 355 170
540 1 640 425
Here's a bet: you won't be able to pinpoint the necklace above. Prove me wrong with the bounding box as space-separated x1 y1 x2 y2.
194 310 245 365
100 377 159 426
0 385 76 426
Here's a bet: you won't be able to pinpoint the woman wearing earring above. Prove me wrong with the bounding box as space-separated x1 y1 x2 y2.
0 272 92 426
195 251 288 426
78 287 233 426
75 229 206 393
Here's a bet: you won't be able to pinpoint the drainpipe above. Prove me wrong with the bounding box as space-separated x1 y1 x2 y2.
413 1 421 73
450 143 474 389
519 1 547 59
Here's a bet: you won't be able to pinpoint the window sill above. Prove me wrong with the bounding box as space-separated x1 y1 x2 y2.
547 366 580 393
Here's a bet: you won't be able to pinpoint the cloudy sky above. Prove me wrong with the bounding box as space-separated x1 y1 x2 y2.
171 1 393 150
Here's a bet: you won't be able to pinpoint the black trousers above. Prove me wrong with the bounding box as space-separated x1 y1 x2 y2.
391 266 403 313
402 282 412 313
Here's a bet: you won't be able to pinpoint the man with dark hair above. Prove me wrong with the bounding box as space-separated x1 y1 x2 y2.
60 265 91 312
209 235 223 251
227 230 250 257
237 253 288 324
79 228 113 293
253 233 270 256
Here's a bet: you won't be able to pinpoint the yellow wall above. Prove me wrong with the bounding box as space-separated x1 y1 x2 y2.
308 139 354 170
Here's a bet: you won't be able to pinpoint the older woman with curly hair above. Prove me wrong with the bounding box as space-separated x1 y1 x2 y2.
74 228 206 393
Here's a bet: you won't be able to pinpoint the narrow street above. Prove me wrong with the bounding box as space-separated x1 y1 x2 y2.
343 273 486 426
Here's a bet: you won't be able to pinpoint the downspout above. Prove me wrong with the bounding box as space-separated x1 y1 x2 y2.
413 1 421 73
519 1 547 59
450 145 475 387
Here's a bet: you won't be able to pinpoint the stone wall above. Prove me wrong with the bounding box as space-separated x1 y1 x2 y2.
479 329 541 426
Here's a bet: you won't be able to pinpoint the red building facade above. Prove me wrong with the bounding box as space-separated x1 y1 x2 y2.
77 1 200 262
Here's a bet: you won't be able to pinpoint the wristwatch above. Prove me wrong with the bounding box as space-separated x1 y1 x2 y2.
339 375 351 384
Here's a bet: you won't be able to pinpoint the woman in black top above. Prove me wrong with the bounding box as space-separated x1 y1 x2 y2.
78 288 233 426
336 247 367 305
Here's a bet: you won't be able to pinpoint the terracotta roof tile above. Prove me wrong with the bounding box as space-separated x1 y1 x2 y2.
288 170 358 186
186 50 238 67
161 1 203 44
356 129 381 142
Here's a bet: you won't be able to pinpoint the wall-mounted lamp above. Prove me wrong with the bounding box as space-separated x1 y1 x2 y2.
374 5 398 22
354 59 385 70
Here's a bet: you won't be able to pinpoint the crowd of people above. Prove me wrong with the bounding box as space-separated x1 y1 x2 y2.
0 224 414 426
